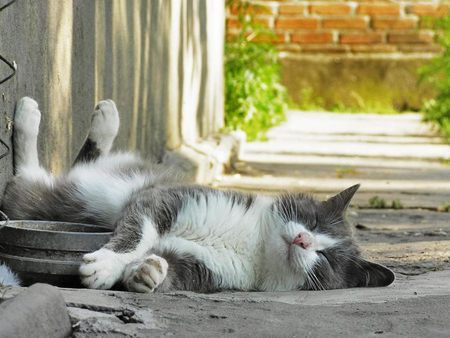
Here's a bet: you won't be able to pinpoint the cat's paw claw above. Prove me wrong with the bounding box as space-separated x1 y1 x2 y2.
126 255 168 293
80 249 124 290
14 97 41 135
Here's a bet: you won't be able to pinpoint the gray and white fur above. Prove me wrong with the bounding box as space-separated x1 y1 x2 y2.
0 97 395 292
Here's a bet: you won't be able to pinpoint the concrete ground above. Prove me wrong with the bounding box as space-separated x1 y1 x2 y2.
1 111 449 337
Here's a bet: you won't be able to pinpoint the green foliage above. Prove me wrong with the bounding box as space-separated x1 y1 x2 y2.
439 157 450 165
224 1 287 141
368 196 387 209
368 196 404 209
295 87 399 115
335 166 361 178
438 201 450 212
391 200 404 210
419 14 450 139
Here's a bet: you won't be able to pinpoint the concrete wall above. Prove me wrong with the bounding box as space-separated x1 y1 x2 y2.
0 0 225 202
279 53 435 111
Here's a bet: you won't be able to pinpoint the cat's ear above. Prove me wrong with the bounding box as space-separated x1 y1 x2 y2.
352 259 395 287
323 184 360 214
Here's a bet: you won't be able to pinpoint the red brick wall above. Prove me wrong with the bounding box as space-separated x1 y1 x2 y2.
227 1 448 53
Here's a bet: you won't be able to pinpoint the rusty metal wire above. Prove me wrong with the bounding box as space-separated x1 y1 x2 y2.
0 210 9 230
0 137 9 160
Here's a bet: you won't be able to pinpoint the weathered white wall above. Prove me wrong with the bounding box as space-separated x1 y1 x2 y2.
0 0 225 200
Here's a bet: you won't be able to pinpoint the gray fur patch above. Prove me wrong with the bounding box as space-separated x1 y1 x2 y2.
73 138 101 165
154 248 220 293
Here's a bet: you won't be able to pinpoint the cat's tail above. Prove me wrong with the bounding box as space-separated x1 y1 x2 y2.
0 263 21 286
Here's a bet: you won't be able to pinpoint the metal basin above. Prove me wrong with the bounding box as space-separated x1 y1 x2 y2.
0 220 113 287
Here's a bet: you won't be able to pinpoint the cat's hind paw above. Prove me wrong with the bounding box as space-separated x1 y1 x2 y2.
89 100 120 153
14 97 41 136
79 248 124 290
124 255 168 293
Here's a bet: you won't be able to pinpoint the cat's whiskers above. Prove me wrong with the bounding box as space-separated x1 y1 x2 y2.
307 263 325 291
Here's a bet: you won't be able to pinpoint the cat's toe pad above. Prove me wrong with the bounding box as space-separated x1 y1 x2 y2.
79 248 124 290
127 255 168 293
90 100 120 141
14 97 41 135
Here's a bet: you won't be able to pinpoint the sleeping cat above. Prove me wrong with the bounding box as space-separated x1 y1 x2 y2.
1 97 395 292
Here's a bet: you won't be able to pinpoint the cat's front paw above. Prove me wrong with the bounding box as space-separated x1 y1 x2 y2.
79 248 124 290
14 97 41 136
124 255 168 293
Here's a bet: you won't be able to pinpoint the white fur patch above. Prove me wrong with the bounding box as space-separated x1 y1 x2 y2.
0 263 21 286
69 153 148 224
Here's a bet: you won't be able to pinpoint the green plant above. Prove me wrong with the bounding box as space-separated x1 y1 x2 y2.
295 87 400 114
439 157 450 165
438 201 450 212
391 200 404 210
419 13 450 139
335 166 361 178
368 196 387 209
224 0 287 141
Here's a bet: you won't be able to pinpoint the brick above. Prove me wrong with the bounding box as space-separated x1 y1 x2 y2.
279 4 306 15
275 18 319 29
340 33 383 44
291 32 334 44
323 18 367 30
357 4 400 16
310 4 352 15
387 32 434 44
372 18 417 30
408 4 449 17
227 18 241 29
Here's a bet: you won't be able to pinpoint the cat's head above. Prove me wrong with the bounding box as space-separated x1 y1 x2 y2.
267 184 395 290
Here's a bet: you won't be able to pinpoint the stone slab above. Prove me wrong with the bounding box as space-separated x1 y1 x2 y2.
0 283 71 338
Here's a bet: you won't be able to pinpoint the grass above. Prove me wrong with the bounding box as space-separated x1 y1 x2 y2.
439 157 450 166
368 196 404 209
293 87 402 115
369 196 387 209
335 167 361 178
437 202 450 212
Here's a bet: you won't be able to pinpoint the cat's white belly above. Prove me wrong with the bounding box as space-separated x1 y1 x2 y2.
68 166 148 224
157 193 271 290
157 235 259 290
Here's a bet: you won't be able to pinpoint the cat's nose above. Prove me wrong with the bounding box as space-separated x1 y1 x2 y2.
293 233 312 249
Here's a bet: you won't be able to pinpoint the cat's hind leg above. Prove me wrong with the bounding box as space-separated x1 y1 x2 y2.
73 100 119 165
13 97 52 185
